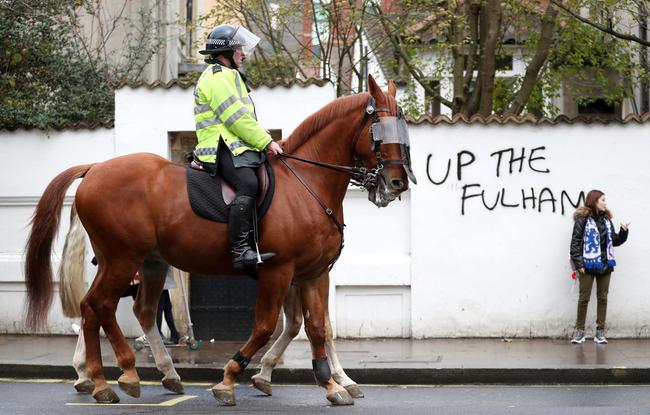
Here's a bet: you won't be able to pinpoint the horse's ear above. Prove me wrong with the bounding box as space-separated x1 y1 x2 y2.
387 80 397 97
367 74 381 99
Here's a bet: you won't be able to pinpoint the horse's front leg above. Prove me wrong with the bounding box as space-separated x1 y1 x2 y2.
251 284 303 395
212 264 293 406
299 274 353 406
320 273 364 398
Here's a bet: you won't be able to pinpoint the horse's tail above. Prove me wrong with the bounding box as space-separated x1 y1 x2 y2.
25 164 94 331
58 204 87 318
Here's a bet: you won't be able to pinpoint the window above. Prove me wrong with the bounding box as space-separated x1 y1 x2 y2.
463 54 512 72
577 99 619 116
495 54 513 71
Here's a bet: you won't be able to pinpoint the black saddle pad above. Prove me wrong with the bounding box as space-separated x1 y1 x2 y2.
186 162 275 223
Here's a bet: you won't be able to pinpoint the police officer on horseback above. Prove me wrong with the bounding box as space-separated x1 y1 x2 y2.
194 24 282 270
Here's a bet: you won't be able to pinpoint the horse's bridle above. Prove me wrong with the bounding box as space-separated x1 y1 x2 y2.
277 96 414 270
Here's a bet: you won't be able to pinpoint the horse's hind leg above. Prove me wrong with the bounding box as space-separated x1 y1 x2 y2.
299 273 352 406
133 259 184 394
72 323 94 394
82 259 141 403
251 284 303 396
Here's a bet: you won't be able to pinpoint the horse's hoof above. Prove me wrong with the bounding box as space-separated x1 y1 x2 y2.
212 386 236 406
344 384 364 398
74 379 95 394
162 378 185 394
326 389 354 406
93 387 120 404
117 379 141 398
251 376 272 396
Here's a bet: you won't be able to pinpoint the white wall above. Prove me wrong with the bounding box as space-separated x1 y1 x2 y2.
0 128 144 335
2 82 650 339
408 122 650 338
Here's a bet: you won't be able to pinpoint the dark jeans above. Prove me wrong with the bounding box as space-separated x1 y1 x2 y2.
575 271 611 330
157 290 181 341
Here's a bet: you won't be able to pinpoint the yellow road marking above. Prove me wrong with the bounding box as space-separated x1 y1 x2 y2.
0 378 213 387
0 378 69 383
66 395 197 407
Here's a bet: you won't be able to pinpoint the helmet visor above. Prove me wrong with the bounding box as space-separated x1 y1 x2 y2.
230 26 261 54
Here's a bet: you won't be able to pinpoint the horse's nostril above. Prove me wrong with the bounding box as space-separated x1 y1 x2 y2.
391 178 404 189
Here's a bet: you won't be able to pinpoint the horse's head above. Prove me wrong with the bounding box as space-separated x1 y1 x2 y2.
353 75 416 207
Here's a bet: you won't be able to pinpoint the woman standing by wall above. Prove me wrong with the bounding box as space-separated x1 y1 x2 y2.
570 190 629 344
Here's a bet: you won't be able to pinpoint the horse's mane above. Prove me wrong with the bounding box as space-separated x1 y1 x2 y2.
283 93 369 154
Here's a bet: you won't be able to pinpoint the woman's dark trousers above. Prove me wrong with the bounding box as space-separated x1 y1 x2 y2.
575 272 611 330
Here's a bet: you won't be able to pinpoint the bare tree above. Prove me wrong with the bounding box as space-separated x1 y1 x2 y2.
200 0 389 95
374 1 562 116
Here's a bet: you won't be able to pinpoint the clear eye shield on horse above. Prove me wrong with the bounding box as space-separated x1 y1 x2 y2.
367 101 417 184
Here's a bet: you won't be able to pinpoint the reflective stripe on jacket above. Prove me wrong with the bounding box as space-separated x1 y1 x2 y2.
194 64 271 163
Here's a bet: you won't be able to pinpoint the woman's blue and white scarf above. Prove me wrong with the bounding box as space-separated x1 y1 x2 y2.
583 216 616 270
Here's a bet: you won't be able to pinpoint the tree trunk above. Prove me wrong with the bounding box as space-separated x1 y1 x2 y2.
477 0 502 117
461 1 481 115
451 12 466 114
506 5 558 116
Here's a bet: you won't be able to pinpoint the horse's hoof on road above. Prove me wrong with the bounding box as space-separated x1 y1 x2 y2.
74 379 94 394
345 384 364 398
326 389 354 406
117 378 141 398
251 375 272 396
162 378 185 394
212 386 236 406
93 387 120 404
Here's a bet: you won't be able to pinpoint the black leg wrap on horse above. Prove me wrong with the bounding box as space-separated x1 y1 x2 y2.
312 357 331 383
232 351 250 371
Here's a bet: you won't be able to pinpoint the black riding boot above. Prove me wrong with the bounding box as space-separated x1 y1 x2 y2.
228 195 275 269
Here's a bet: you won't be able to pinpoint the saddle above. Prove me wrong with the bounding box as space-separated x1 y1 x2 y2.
185 158 275 223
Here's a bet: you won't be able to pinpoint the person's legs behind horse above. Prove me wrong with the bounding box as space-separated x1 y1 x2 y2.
156 289 181 344
217 142 274 269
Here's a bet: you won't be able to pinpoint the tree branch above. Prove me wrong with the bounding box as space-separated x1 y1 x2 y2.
550 0 650 47
373 4 454 109
506 5 558 116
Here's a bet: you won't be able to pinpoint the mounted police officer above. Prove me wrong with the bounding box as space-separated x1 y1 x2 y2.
194 24 283 270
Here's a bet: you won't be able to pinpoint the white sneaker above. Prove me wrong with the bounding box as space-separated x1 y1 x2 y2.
571 329 586 344
594 329 608 344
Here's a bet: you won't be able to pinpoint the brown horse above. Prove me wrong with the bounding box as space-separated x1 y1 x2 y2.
24 75 411 406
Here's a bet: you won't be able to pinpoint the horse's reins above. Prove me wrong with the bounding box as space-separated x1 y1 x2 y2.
276 101 395 270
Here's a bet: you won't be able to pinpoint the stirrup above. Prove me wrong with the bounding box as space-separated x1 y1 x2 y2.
232 250 275 269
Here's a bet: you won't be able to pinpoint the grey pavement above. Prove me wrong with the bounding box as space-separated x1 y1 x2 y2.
3 335 650 384
2 381 650 415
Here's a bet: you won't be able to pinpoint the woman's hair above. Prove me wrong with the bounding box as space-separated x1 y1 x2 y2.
574 189 612 220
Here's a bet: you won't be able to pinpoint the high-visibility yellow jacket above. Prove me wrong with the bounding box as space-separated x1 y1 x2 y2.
193 64 271 163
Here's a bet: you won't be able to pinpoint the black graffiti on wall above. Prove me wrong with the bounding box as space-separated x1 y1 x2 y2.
425 146 585 215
